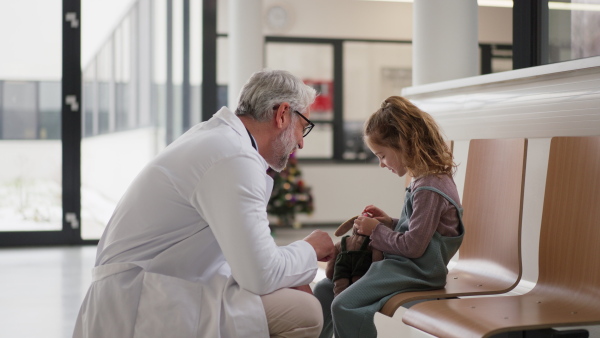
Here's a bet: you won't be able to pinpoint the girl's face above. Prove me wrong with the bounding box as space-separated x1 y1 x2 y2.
366 139 408 177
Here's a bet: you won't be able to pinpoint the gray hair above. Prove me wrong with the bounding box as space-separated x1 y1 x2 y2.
235 69 317 122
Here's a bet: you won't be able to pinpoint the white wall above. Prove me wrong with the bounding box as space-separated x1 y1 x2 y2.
296 164 406 225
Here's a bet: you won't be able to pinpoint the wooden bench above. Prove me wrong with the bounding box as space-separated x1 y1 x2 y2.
402 136 600 337
381 138 528 317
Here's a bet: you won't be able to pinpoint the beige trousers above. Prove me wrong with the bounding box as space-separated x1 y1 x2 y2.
261 288 323 338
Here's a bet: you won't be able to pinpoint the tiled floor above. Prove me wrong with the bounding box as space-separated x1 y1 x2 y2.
0 245 97 338
0 226 337 338
5 228 594 338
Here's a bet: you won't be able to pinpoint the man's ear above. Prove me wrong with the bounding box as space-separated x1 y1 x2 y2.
274 102 291 129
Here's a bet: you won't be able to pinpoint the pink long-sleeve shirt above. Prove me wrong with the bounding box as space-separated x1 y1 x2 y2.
370 174 461 259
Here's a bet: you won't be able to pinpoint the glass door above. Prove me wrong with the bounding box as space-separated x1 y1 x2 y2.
0 0 79 245
80 0 205 239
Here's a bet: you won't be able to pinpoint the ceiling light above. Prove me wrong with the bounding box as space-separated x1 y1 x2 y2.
549 2 600 11
478 0 512 8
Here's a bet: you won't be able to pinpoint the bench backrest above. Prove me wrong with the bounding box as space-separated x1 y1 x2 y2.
537 136 600 296
455 138 527 287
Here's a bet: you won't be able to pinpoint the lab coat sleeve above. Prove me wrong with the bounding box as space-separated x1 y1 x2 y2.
192 154 318 295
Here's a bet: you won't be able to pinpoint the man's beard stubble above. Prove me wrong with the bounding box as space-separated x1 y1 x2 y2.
271 121 298 172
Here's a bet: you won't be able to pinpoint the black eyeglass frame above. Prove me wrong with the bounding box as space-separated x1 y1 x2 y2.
293 110 315 137
273 105 315 137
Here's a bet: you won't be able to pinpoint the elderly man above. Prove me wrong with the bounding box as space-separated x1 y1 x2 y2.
74 69 335 338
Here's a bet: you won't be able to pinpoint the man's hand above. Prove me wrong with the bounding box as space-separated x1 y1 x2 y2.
303 230 334 262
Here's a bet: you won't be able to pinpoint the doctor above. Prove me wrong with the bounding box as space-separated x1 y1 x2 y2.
73 69 335 338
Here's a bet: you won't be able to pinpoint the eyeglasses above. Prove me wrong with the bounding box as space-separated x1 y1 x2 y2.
293 110 315 137
273 105 315 137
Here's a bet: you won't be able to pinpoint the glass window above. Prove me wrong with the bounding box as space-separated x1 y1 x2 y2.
0 0 62 232
83 61 96 137
2 82 38 140
115 18 132 131
216 36 229 109
81 6 140 240
548 0 600 64
491 45 513 73
97 42 112 135
80 0 203 239
190 0 203 126
137 0 153 129
153 0 168 150
265 42 335 159
39 81 61 140
172 0 184 139
343 41 412 161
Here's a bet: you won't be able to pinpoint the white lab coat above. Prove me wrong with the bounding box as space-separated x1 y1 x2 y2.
73 107 318 338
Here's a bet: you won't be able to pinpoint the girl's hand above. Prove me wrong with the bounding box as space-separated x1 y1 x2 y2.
363 205 392 227
354 216 380 236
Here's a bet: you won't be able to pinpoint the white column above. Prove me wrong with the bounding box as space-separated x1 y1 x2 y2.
228 0 263 110
413 0 478 85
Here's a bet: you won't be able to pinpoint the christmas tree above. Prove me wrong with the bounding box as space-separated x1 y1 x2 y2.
266 151 314 228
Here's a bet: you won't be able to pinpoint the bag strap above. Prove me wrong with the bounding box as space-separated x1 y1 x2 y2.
341 235 348 251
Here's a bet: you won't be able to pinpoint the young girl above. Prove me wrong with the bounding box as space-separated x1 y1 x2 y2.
313 96 464 338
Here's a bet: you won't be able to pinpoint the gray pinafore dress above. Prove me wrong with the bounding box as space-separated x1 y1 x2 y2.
315 185 464 338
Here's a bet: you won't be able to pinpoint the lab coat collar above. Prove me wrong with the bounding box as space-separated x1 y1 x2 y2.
213 106 246 137
213 106 267 169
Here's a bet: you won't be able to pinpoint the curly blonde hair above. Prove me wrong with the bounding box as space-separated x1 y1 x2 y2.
363 96 455 177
